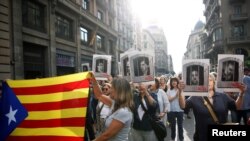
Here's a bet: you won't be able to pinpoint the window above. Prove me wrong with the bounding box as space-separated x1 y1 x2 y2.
55 14 73 40
233 25 244 37
212 27 222 42
109 40 114 55
80 27 89 44
97 11 103 21
96 35 104 50
234 5 242 14
144 43 147 49
23 42 45 79
123 40 126 50
22 0 45 32
82 0 89 10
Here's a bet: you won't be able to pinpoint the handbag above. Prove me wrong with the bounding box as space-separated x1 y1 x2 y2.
140 98 167 141
96 103 105 133
202 97 239 125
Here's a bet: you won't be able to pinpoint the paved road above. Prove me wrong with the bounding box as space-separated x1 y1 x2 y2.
165 111 195 141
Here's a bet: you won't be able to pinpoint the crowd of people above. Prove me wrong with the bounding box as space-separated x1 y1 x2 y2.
83 66 250 141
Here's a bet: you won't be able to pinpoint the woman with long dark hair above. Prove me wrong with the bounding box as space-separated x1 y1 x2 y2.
91 76 134 141
167 77 184 141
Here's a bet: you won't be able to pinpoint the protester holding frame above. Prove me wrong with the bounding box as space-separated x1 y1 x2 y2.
130 82 159 141
91 73 134 141
178 72 246 141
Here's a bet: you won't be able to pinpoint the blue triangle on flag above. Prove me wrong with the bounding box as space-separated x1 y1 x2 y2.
0 81 28 141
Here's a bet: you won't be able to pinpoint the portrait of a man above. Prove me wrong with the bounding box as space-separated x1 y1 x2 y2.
186 65 204 85
133 56 150 76
95 59 107 73
221 60 239 81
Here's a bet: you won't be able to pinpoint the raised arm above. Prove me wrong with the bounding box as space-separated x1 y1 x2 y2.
178 80 186 109
139 83 156 105
91 73 112 107
235 82 246 110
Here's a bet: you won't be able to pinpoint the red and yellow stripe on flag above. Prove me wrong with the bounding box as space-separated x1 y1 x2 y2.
6 72 91 141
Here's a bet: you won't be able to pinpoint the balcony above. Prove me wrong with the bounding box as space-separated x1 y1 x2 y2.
230 13 248 21
69 0 81 5
227 36 250 44
212 39 223 48
204 39 223 55
68 0 82 9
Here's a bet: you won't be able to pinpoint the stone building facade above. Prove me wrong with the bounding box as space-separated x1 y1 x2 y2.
203 0 250 70
0 0 134 82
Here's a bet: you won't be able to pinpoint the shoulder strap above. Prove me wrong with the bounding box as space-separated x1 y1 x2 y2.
97 102 105 115
140 98 148 113
202 97 219 124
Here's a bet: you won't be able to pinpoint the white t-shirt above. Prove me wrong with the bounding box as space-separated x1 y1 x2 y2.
98 102 111 119
105 102 133 141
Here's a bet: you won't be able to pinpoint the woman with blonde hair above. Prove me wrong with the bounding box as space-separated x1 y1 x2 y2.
91 76 134 141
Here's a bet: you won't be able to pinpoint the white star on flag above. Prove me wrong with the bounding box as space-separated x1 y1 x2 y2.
5 105 18 125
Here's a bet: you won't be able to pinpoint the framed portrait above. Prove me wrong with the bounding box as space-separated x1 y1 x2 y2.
81 63 90 72
120 54 131 82
92 54 111 80
183 59 209 96
217 54 244 92
129 53 154 83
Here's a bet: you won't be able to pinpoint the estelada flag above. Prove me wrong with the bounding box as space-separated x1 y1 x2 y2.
5 72 91 141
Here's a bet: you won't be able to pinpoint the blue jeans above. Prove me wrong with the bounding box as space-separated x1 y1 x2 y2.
168 111 184 141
